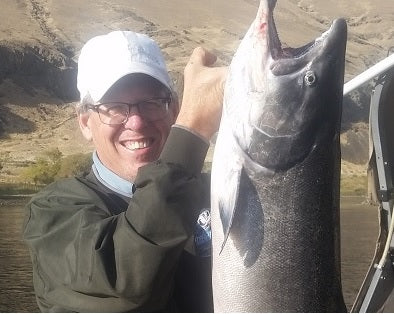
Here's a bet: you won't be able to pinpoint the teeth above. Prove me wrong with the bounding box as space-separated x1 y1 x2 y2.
125 140 150 150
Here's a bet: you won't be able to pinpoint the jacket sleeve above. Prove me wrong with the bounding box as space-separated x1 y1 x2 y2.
23 127 209 312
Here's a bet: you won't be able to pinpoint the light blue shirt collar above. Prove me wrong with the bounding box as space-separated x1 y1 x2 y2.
92 151 134 198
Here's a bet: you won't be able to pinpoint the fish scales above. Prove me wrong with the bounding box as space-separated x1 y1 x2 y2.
211 0 347 312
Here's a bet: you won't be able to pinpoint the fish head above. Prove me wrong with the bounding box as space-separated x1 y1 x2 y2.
224 0 347 172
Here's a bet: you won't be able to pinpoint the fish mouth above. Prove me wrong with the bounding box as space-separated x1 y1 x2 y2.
225 1 347 171
268 18 347 76
245 6 347 170
250 17 347 138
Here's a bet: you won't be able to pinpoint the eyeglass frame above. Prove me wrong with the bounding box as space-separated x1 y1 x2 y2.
85 96 173 125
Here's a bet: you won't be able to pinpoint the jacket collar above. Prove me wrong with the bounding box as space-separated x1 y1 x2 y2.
91 151 134 198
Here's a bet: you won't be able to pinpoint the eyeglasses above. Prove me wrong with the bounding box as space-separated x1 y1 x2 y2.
88 97 171 125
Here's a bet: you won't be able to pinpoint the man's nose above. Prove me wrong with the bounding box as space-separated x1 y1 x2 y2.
123 107 147 130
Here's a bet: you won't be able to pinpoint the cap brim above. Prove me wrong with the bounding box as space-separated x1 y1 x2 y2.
96 62 173 102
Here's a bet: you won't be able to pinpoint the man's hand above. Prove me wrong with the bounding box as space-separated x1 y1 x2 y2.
176 47 228 141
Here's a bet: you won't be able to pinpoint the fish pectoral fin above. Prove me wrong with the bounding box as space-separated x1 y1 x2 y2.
218 166 242 254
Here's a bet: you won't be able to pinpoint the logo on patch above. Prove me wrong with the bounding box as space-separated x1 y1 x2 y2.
194 208 212 257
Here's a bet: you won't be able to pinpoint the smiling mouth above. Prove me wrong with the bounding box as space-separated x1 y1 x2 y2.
122 138 153 151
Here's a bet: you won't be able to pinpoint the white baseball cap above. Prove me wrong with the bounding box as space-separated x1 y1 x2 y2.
77 31 174 104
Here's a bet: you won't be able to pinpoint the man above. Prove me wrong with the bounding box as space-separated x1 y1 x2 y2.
23 31 227 312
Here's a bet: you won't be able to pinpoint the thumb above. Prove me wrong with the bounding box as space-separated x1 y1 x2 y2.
187 47 218 68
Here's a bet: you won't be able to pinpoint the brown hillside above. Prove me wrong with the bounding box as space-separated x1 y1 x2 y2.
0 0 393 181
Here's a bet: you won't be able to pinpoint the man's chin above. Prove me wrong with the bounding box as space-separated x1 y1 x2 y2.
122 159 158 180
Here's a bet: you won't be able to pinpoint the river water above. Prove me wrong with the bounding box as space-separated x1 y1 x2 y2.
0 199 38 312
0 196 379 312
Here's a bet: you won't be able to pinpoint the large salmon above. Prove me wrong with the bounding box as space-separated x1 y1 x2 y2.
211 0 347 312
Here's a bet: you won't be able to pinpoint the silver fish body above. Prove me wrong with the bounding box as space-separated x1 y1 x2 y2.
211 0 347 312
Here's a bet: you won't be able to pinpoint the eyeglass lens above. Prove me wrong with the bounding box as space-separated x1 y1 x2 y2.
96 98 170 125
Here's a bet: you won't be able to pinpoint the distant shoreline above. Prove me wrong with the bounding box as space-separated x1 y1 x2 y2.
0 195 32 206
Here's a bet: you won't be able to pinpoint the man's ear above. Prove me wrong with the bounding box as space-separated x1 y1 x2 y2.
77 109 93 141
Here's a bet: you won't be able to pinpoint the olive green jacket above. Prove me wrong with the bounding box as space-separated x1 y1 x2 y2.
23 127 213 312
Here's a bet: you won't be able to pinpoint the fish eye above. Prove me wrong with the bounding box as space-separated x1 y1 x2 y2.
304 71 317 86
